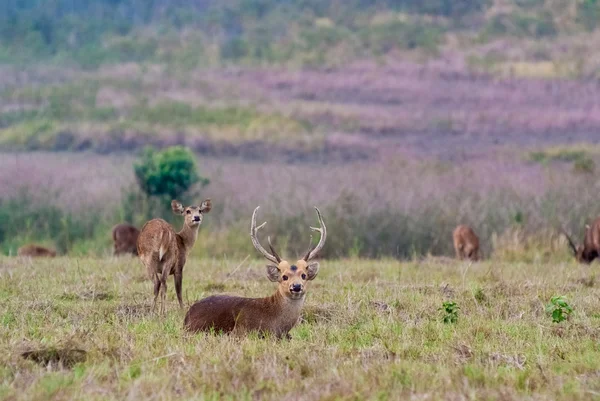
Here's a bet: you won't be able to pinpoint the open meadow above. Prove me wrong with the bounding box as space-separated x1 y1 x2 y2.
0 255 599 400
3 2 600 399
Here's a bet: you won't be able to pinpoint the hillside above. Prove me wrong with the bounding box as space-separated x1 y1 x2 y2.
2 1 600 159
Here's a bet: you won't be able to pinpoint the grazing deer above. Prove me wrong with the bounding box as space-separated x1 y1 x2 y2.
112 223 140 256
453 224 480 261
17 244 57 258
137 199 212 313
184 206 326 339
562 217 600 264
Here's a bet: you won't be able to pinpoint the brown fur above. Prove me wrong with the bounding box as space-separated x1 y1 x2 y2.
137 199 211 313
453 224 480 261
112 223 140 256
184 206 326 339
563 217 600 264
17 244 57 258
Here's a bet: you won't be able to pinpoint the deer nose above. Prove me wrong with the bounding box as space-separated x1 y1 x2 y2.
193 216 201 222
291 283 302 292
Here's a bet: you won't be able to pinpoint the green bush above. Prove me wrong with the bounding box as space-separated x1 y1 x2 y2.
133 146 208 201
573 157 595 174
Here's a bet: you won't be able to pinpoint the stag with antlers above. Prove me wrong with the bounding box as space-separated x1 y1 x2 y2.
184 206 326 338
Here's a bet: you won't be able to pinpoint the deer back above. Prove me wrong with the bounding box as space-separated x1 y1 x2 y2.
17 244 56 257
112 223 140 255
184 293 303 337
137 219 182 267
454 225 479 248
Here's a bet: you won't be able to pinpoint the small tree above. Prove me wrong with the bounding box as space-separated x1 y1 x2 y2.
134 146 208 201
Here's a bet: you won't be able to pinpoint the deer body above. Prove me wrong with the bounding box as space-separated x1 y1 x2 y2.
112 223 140 256
184 206 326 338
17 244 56 258
453 224 480 261
563 217 600 264
137 199 211 313
184 291 304 338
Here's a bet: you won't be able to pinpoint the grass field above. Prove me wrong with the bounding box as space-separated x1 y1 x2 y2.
1 255 599 400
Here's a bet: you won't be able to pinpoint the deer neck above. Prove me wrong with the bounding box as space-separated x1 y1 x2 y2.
270 289 306 321
177 224 199 255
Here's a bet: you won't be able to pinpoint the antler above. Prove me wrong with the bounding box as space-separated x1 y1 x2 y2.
561 229 578 255
267 236 282 263
304 207 327 261
250 206 280 264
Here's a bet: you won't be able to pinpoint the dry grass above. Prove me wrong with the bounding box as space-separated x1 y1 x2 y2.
0 256 599 400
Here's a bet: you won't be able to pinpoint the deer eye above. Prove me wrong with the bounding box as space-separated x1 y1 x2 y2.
282 275 288 281
186 210 191 214
301 273 307 280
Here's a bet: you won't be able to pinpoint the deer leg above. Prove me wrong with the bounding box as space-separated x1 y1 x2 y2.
174 273 183 309
152 274 161 313
160 265 169 315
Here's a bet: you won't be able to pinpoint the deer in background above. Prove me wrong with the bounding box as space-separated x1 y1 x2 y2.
112 223 140 256
184 206 326 338
137 199 212 314
453 224 480 261
17 244 57 258
562 217 600 264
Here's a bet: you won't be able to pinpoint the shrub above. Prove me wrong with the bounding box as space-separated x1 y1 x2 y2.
133 146 208 201
573 157 595 175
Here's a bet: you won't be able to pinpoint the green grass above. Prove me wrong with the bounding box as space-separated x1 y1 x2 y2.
1 256 599 399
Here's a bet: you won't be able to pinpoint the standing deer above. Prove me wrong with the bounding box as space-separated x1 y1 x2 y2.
453 224 480 261
562 217 600 264
112 223 140 256
17 244 57 258
137 199 212 314
184 206 326 338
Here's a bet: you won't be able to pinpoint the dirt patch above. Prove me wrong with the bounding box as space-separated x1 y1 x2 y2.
21 348 87 369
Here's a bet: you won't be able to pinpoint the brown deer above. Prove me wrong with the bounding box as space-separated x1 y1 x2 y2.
562 217 600 264
17 244 57 258
112 223 140 256
137 199 212 313
453 224 480 261
184 206 326 339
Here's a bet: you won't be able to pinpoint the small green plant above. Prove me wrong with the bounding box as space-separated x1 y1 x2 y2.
545 296 573 323
439 301 459 324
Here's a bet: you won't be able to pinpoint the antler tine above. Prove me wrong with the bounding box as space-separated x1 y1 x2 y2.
250 206 279 264
304 207 327 261
561 228 578 255
267 236 282 263
303 235 314 261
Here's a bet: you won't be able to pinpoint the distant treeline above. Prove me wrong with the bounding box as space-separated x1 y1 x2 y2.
0 0 515 66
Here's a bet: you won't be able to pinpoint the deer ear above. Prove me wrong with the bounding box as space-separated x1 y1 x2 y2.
200 199 212 214
171 200 185 215
266 265 280 282
306 261 320 280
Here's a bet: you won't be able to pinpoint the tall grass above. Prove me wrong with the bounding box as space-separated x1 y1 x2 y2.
1 151 599 260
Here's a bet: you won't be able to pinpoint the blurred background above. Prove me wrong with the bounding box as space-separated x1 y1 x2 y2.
1 0 600 260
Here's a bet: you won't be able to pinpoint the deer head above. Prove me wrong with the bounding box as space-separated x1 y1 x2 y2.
250 206 326 300
172 199 212 227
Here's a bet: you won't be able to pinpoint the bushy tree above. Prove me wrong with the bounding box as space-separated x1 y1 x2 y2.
133 146 208 201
